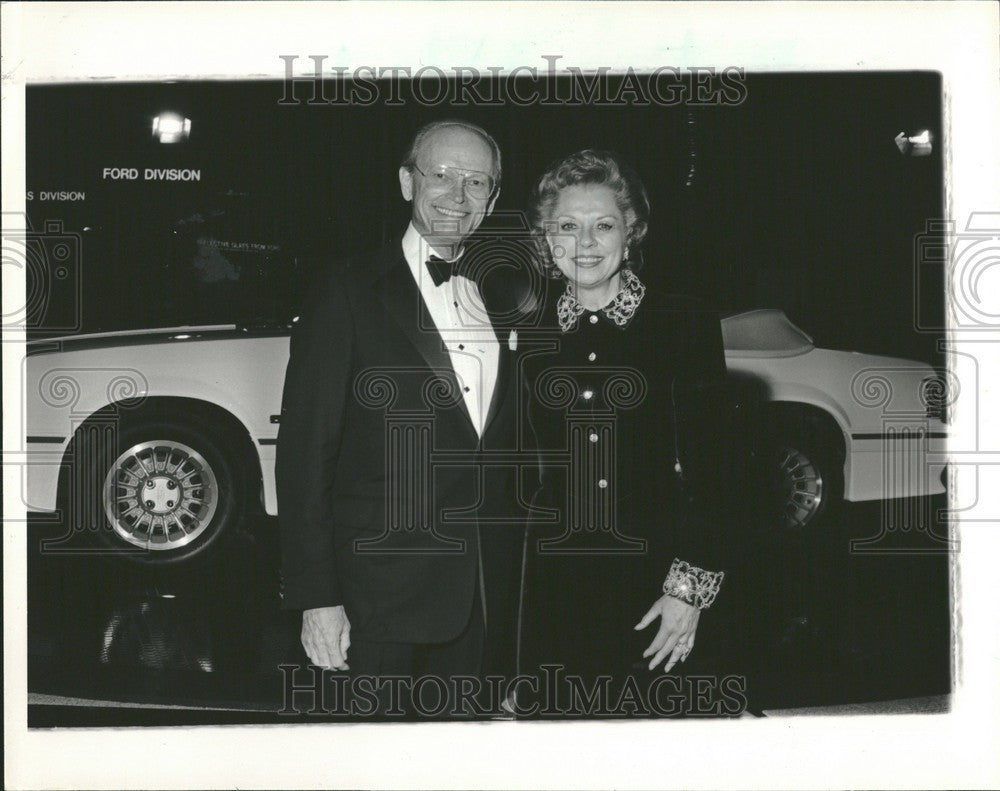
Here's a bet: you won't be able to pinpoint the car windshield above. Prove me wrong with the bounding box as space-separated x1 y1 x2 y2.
721 309 814 355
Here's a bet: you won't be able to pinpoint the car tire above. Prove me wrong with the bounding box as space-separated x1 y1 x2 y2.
767 424 843 532
68 415 245 565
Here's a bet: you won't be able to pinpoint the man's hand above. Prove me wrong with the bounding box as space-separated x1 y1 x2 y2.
634 594 700 673
302 605 351 671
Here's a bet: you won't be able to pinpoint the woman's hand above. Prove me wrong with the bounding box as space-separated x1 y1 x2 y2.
634 594 700 673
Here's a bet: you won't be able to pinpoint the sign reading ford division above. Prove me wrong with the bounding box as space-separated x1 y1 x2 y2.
102 168 202 181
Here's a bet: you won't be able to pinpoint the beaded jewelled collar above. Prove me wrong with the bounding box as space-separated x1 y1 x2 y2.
555 268 646 333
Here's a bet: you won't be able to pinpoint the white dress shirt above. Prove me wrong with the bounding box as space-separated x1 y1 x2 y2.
402 223 500 438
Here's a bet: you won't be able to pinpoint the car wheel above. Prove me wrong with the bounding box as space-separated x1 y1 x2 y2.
75 417 244 564
769 433 842 531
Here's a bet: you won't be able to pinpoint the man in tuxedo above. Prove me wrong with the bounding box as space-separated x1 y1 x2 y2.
276 120 526 716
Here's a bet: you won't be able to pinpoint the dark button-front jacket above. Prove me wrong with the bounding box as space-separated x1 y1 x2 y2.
521 275 733 591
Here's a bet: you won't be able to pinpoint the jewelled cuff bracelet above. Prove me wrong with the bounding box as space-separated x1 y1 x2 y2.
662 558 725 610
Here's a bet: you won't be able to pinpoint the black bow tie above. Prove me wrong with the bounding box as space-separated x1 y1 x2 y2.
425 255 469 287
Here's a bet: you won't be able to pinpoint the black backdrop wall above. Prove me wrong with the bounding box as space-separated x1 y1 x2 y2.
25 72 944 365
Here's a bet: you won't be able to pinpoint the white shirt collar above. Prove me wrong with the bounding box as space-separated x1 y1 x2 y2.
402 222 467 288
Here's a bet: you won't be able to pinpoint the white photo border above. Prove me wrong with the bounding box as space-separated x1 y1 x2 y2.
4 2 999 789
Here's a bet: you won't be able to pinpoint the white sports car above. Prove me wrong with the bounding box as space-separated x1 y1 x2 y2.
21 309 948 563
721 309 948 530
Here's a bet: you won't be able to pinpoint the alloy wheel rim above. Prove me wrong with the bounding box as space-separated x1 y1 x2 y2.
102 440 219 550
777 446 824 529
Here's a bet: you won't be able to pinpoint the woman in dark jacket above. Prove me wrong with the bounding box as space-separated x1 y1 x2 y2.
517 149 746 717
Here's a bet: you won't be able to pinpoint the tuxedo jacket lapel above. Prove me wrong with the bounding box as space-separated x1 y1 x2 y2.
373 245 479 442
481 329 511 439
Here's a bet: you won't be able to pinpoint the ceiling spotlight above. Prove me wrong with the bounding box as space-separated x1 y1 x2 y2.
894 129 933 157
152 113 191 144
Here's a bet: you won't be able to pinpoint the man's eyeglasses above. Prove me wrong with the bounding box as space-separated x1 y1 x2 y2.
412 164 496 199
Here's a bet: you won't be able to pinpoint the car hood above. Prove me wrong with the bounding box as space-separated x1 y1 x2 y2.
27 324 239 346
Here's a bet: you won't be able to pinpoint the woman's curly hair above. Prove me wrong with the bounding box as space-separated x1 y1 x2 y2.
528 149 651 278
